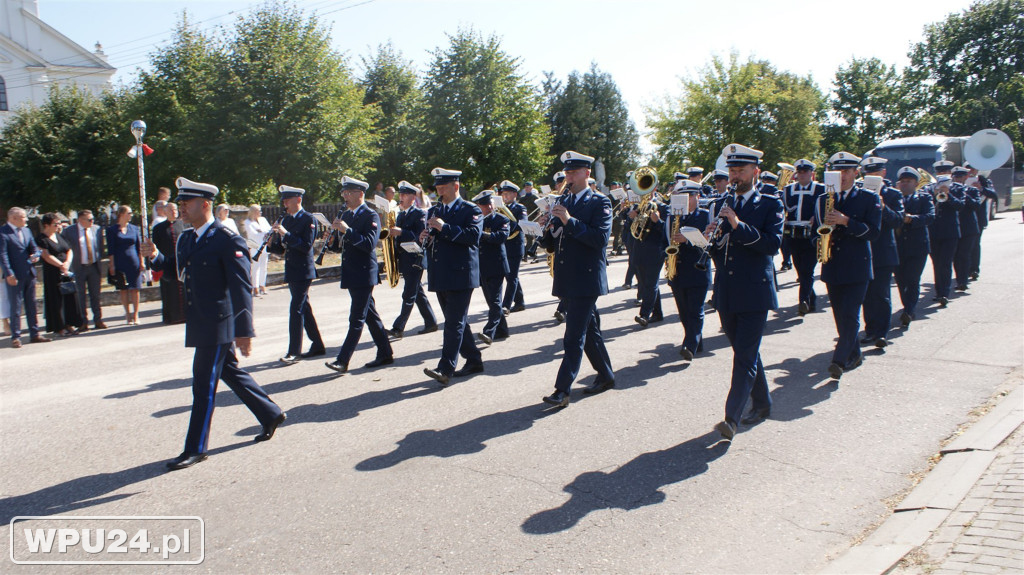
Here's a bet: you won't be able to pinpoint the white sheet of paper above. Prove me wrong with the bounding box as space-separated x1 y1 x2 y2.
680 226 708 248
372 195 390 212
610 188 627 201
519 221 543 237
670 193 690 215
400 242 422 254
628 190 642 202
491 196 506 210
540 185 551 194
311 212 332 227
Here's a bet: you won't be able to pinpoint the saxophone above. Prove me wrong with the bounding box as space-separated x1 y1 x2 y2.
816 185 835 263
664 213 682 280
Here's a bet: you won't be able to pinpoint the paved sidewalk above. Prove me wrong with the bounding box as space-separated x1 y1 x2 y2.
894 427 1024 574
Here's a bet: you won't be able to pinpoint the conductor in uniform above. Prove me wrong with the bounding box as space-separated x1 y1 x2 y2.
499 181 527 314
666 180 711 360
275 185 326 364
782 159 824 315
892 167 934 327
538 151 615 408
143 177 285 470
387 181 437 339
474 190 511 343
419 168 485 386
325 176 394 373
860 157 904 347
815 152 882 380
706 144 784 441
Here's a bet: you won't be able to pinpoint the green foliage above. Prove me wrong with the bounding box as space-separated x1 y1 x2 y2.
545 63 640 184
647 53 825 182
419 28 551 194
904 0 1024 168
360 42 424 188
0 85 136 213
822 57 910 154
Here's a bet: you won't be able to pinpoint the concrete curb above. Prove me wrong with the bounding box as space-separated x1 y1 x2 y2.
819 382 1024 575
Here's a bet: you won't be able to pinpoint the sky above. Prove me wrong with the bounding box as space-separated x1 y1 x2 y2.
34 0 978 153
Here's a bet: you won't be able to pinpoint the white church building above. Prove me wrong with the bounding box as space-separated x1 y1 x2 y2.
0 0 115 127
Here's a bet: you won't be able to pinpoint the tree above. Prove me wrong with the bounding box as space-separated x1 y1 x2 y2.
821 57 909 154
419 29 551 193
360 42 424 188
647 53 825 181
545 63 640 185
904 0 1024 168
0 85 136 213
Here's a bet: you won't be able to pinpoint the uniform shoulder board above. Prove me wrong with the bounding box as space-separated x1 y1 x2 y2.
217 225 238 237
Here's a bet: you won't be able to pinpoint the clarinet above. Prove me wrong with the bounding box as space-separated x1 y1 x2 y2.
694 189 735 272
253 216 284 261
315 209 346 266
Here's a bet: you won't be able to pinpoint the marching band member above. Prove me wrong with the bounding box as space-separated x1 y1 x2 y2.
687 166 715 197
608 181 627 256
893 167 934 327
815 152 882 380
474 190 511 343
707 144 784 441
499 181 527 314
420 168 485 386
925 160 963 308
628 184 668 328
758 171 780 197
142 178 285 470
782 159 824 315
387 181 438 339
618 177 637 290
550 171 569 323
965 163 997 280
539 151 615 408
520 181 540 262
666 180 711 360
275 185 326 365
860 157 904 348
325 177 394 374
951 166 981 292
710 169 729 198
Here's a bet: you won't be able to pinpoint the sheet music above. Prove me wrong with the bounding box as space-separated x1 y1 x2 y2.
310 212 332 227
540 185 552 194
372 195 390 212
400 242 422 254
519 221 543 237
610 188 627 201
680 226 708 248
670 194 690 215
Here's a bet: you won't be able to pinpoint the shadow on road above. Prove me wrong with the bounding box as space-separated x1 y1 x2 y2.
521 431 729 534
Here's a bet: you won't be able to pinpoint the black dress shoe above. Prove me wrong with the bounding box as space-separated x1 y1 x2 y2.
828 362 844 380
554 311 565 323
634 315 648 328
715 419 737 441
954 284 968 292
970 272 979 281
798 301 809 317
740 407 770 425
255 412 287 442
900 312 913 327
938 297 949 308
453 362 484 377
680 348 694 361
542 390 570 408
845 356 863 370
166 452 208 470
874 338 888 348
476 333 492 345
325 361 348 373
387 328 403 340
300 346 326 358
280 354 300 365
582 377 614 394
510 303 526 313
423 368 451 387
364 356 394 369
649 314 664 323
417 325 439 335
860 335 876 345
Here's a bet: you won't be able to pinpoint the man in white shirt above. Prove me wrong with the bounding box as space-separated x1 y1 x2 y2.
63 210 107 330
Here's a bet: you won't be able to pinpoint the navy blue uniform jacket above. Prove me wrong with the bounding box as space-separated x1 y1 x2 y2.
395 206 427 275
870 184 905 268
281 209 318 282
709 191 784 313
339 204 381 289
816 187 883 284
479 212 510 279
896 191 934 258
424 198 483 292
926 184 964 241
668 208 712 288
151 220 254 347
539 189 612 298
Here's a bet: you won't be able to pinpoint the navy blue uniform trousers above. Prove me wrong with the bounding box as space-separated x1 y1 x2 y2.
335 286 391 365
186 343 280 454
954 234 979 288
480 275 509 339
435 289 482 375
827 282 869 367
863 266 895 340
287 279 323 355
895 255 928 318
719 310 770 424
669 285 707 353
393 268 436 332
554 296 613 393
634 257 664 320
789 238 818 309
930 239 956 299
502 241 525 309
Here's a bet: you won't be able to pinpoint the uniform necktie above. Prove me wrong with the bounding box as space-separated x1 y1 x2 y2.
734 196 744 212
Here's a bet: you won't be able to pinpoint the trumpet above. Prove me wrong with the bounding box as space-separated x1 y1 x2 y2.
933 176 952 203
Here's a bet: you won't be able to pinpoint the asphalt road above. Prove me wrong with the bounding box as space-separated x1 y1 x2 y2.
2 216 1021 574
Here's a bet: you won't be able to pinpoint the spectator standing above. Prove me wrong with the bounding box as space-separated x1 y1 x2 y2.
37 213 82 336
106 205 143 325
244 205 272 296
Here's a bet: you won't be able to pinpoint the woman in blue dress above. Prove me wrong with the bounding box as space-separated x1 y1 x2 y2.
106 205 143 325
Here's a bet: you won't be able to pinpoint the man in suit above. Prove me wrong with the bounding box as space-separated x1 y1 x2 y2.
860 157 904 347
538 151 615 408
706 144 784 441
1 207 51 347
815 152 882 380
499 181 527 314
419 168 485 386
324 176 394 373
666 180 711 360
782 159 824 315
274 185 326 364
387 181 437 339
925 160 963 308
893 167 934 327
62 209 107 330
150 203 186 324
142 178 285 470
474 191 511 343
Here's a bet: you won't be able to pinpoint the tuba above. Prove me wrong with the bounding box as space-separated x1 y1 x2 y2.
916 169 936 192
628 166 661 240
776 162 796 190
964 128 1014 172
491 197 521 240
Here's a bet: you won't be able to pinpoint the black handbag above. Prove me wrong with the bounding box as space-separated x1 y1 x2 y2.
58 276 77 295
107 271 127 289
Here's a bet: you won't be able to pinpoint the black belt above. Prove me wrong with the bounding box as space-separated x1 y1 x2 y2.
784 226 812 239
